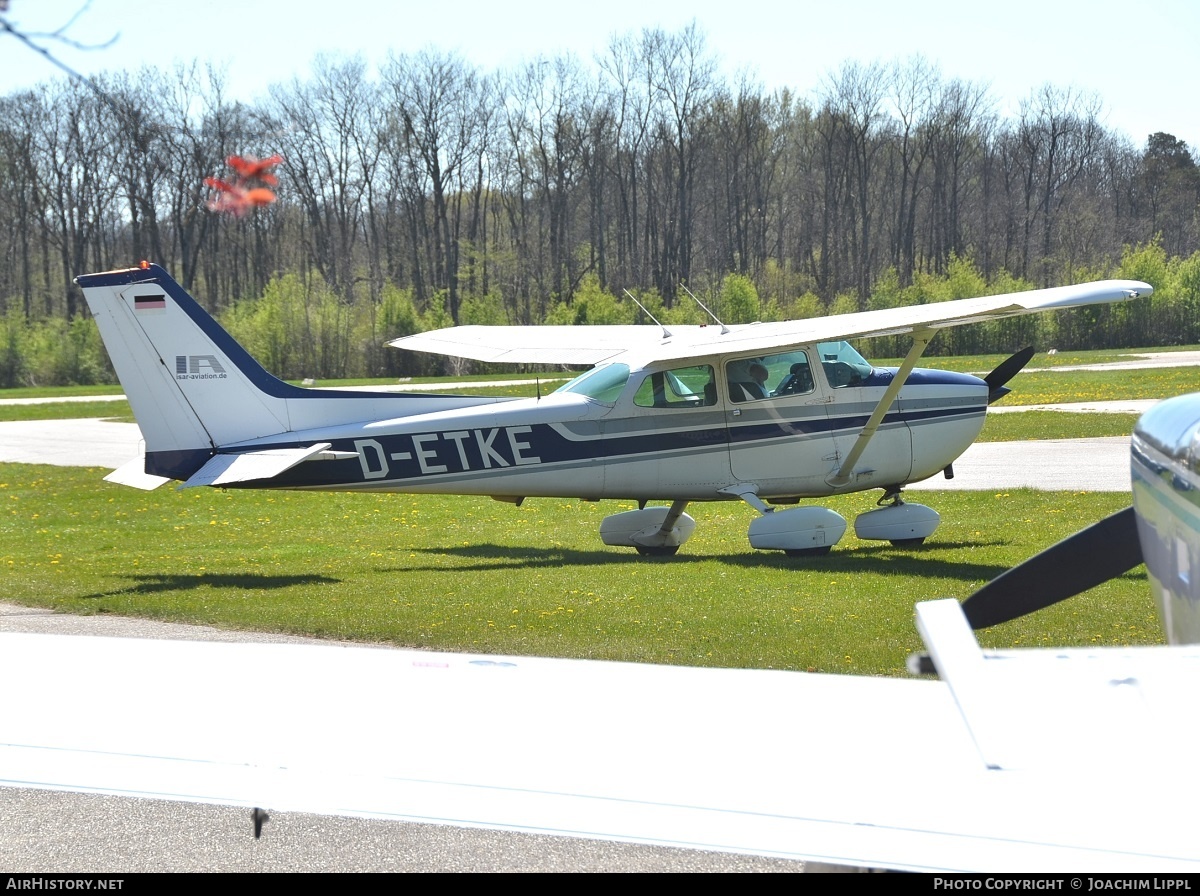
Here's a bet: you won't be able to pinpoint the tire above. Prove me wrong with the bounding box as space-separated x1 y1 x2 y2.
636 545 680 557
890 537 926 548
784 546 833 557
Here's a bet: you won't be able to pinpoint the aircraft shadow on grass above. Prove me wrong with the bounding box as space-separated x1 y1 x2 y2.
79 572 342 600
397 539 1023 585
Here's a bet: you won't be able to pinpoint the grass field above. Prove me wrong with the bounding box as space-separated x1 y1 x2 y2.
0 346 1180 674
0 464 1154 676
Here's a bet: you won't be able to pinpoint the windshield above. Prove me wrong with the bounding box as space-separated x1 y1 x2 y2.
554 363 631 403
816 341 873 388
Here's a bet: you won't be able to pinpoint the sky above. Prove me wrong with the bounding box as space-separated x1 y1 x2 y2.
2 0 1198 150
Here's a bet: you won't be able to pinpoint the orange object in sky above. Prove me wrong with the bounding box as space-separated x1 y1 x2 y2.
226 154 283 186
204 154 283 216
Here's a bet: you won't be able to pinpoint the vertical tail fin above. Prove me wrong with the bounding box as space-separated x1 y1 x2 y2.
77 264 505 485
76 264 300 479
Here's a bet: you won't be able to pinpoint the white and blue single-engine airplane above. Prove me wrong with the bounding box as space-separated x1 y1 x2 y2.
74 263 1151 557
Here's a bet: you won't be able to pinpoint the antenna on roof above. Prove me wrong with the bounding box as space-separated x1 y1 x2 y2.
623 289 672 339
679 283 728 335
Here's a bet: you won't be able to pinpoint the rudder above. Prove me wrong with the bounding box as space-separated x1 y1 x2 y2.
76 264 298 480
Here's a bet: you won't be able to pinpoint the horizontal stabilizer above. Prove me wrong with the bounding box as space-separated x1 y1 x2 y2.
104 456 171 491
180 443 337 488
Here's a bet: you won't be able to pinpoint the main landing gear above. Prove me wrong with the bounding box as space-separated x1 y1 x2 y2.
737 485 941 557
598 487 941 557
853 487 941 548
599 500 696 555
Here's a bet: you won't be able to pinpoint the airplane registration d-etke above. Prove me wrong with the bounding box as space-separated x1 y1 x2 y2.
76 263 1150 557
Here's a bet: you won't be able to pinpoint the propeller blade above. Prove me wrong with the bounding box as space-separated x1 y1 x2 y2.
961 506 1143 629
984 346 1036 404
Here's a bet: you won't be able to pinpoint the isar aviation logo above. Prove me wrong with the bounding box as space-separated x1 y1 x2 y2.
175 355 228 380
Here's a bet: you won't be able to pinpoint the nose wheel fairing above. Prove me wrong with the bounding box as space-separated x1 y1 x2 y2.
854 493 941 547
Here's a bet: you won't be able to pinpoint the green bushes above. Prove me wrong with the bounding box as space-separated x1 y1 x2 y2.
5 243 1200 388
0 314 113 388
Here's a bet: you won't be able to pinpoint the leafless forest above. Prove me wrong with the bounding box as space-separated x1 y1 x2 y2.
2 25 1199 382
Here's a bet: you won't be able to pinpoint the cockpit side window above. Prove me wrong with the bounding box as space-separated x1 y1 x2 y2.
770 353 815 397
727 351 815 401
633 365 716 408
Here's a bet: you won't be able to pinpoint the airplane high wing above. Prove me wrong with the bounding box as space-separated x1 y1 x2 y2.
74 264 1151 559
389 280 1146 366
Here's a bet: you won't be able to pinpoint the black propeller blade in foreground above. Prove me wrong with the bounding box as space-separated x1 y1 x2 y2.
983 345 1036 404
961 505 1143 629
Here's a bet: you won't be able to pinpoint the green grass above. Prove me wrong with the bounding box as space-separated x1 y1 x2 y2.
0 383 132 399
978 412 1139 441
0 346 1180 670
873 345 1200 372
1005 368 1200 404
0 400 133 422
0 465 1154 675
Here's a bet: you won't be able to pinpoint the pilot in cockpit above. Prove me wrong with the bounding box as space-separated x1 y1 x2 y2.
773 361 814 396
728 361 769 402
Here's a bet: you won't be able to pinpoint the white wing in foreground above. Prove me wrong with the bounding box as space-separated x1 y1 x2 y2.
2 599 1197 873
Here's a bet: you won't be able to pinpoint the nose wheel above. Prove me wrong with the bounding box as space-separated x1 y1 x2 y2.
854 488 940 547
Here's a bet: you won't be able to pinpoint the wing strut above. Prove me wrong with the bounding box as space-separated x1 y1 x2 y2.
827 328 937 488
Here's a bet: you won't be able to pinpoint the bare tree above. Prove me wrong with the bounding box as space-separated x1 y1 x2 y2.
269 55 380 300
1017 85 1104 285
885 57 937 286
647 22 715 298
597 31 655 289
381 49 488 324
925 78 992 270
